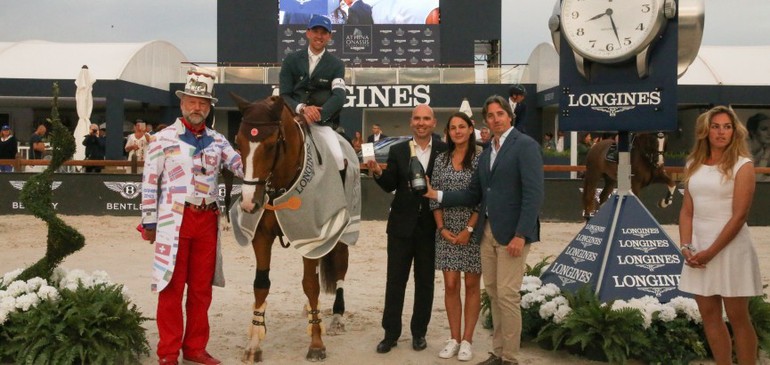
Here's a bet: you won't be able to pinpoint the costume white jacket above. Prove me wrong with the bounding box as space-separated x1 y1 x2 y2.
141 118 243 292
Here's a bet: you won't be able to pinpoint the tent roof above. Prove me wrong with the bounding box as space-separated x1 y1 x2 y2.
0 40 188 90
523 44 770 88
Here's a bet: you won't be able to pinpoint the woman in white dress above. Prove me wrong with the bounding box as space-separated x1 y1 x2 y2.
678 105 761 365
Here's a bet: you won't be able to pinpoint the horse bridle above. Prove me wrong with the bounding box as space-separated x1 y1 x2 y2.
241 116 303 201
634 132 666 168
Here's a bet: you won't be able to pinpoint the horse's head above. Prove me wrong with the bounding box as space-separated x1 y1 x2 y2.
633 132 667 168
232 93 289 213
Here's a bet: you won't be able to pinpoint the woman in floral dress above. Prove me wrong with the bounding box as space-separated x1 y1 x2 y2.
429 112 481 361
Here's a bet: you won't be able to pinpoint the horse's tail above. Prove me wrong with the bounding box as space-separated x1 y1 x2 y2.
319 251 338 294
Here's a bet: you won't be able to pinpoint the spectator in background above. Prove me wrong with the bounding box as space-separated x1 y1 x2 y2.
30 124 47 159
747 113 770 182
368 123 387 143
478 126 492 149
351 131 364 153
577 132 593 165
555 130 565 152
508 84 527 135
542 132 556 151
82 123 106 173
125 120 150 162
0 125 18 172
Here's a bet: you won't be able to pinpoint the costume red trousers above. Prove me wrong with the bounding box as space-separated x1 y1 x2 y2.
157 207 218 359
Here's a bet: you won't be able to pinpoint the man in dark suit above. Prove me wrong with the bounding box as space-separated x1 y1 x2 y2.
279 14 347 174
367 123 386 143
346 0 373 24
508 84 527 135
365 104 447 354
426 95 544 365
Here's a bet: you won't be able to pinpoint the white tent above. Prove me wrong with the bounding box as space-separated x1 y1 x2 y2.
0 40 188 90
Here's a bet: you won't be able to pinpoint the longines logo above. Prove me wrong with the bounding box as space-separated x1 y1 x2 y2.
294 0 312 4
104 182 142 199
284 28 293 37
567 91 661 117
343 85 430 107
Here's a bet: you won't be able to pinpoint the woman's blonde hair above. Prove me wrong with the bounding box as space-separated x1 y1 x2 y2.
683 105 751 184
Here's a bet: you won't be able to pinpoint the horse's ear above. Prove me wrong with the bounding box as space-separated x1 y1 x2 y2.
229 92 252 112
269 95 285 109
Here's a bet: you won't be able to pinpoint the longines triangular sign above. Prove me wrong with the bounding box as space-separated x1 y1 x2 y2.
540 194 689 303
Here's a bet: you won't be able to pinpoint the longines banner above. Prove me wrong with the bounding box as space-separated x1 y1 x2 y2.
278 24 440 67
540 194 689 303
0 174 241 217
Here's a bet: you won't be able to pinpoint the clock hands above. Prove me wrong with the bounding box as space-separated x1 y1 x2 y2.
606 9 622 48
586 8 622 48
587 11 607 21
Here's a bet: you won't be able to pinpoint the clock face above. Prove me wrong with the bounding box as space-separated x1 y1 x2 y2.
561 0 665 63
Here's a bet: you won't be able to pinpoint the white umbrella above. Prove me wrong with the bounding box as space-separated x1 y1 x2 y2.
74 65 95 164
459 97 472 118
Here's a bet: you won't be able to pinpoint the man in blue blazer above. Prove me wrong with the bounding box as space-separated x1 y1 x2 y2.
365 104 447 354
426 95 544 365
279 14 347 173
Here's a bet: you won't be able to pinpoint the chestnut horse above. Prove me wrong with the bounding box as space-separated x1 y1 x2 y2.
232 94 352 362
581 133 677 219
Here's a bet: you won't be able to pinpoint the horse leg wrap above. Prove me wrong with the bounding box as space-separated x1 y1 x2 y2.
254 269 271 289
333 287 345 315
249 301 267 341
305 303 325 336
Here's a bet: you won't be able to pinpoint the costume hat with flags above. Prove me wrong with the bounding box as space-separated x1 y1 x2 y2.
175 67 218 104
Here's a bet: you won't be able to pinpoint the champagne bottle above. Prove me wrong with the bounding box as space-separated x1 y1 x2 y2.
408 140 427 195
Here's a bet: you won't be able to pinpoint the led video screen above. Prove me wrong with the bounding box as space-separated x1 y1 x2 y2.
278 0 441 67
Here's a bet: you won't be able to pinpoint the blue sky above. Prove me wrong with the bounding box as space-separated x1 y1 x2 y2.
1 0 768 63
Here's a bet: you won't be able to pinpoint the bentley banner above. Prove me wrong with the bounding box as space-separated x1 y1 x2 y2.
0 174 241 216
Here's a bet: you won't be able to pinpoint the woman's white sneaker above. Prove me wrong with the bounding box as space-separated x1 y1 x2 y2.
438 339 460 359
457 340 473 361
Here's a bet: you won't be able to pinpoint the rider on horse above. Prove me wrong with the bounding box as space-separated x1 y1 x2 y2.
278 14 348 183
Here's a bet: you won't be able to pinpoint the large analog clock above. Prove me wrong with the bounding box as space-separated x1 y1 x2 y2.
555 0 677 78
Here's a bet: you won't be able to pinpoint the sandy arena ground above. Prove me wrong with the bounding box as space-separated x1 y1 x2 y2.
2 216 769 365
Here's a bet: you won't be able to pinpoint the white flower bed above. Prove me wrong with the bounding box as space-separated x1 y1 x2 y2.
0 268 115 325
519 275 702 327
